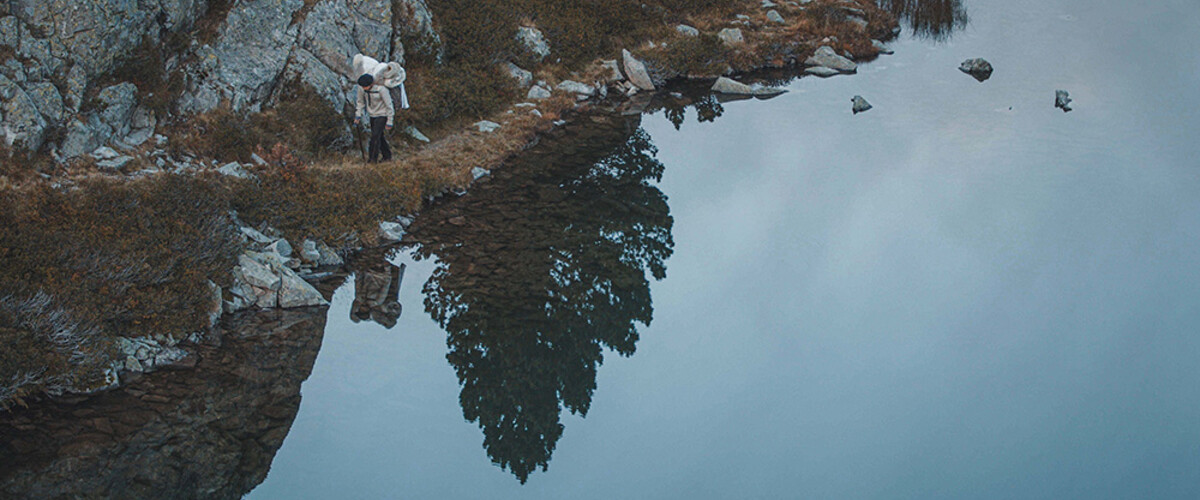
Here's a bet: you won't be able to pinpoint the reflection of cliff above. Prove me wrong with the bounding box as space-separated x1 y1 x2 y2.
406 114 674 483
0 307 328 499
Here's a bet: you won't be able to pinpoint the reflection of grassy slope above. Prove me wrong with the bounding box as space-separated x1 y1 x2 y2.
0 177 240 406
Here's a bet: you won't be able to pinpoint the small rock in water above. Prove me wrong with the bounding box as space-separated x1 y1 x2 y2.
852 95 873 114
806 46 857 73
959 58 994 82
1055 90 1073 112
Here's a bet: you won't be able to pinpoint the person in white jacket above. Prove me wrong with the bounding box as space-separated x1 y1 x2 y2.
352 54 410 163
354 73 394 163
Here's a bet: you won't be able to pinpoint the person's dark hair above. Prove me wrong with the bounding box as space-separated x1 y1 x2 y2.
357 74 375 87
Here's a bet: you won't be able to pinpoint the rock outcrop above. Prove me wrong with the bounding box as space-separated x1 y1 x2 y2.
805 46 858 74
0 0 446 158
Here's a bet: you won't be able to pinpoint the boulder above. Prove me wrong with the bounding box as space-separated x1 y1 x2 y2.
718 28 745 46
217 162 254 179
264 239 293 258
516 27 551 61
959 58 994 82
851 95 872 114
392 0 444 63
711 77 787 97
503 62 534 88
600 60 623 83
277 270 328 308
379 221 405 242
871 39 894 55
527 85 552 100
299 240 322 264
805 46 857 73
622 49 655 91
676 25 700 37
557 80 595 97
1055 90 1073 112
767 10 786 24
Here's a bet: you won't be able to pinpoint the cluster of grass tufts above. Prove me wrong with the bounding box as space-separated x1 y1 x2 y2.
0 175 242 406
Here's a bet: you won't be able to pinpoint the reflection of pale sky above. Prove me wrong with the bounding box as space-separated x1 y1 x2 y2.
251 0 1200 498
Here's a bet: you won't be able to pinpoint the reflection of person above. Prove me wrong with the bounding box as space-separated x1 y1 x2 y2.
354 74 394 163
351 262 404 328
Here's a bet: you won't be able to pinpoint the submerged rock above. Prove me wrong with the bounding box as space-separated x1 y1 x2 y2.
959 58 994 82
805 46 857 73
711 77 787 97
852 95 873 114
1055 90 1073 112
804 66 841 78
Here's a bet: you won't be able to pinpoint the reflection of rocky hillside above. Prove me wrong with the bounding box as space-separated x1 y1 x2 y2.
0 307 328 499
406 114 674 483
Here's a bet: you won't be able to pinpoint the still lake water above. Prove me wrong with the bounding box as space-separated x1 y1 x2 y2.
4 0 1198 497
248 0 1200 497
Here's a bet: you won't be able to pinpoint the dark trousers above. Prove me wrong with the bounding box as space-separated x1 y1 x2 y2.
368 116 392 162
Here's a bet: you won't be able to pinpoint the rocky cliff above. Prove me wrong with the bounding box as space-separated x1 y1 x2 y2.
0 0 441 158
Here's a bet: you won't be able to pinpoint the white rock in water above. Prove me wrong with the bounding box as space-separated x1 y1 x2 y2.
711 77 787 97
852 95 873 114
527 85 552 100
805 46 857 73
718 28 745 46
622 49 656 91
959 58 994 82
474 121 501 133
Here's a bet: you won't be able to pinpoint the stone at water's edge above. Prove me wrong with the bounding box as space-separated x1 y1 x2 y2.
805 66 841 78
711 77 787 97
959 58 994 82
872 39 894 55
852 95 873 114
278 272 327 308
805 46 858 73
380 221 406 243
622 49 656 91
1055 90 1073 112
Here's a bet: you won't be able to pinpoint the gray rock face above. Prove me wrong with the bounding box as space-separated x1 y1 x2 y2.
1055 90 1073 112
0 75 46 149
516 26 551 61
181 0 305 114
852 95 872 114
503 62 534 88
711 77 787 97
622 49 656 91
718 28 745 46
392 0 444 63
959 58 994 82
805 46 858 73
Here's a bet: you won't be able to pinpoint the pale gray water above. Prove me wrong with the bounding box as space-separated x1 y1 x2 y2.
247 0 1200 497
